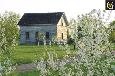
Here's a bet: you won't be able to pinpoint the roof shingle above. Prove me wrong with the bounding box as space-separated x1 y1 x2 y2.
18 12 64 25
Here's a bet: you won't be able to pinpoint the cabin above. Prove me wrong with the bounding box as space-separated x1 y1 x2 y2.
17 12 69 45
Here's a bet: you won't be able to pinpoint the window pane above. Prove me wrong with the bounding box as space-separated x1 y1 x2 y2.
36 32 38 38
26 32 29 39
61 19 63 26
62 33 63 39
46 32 49 39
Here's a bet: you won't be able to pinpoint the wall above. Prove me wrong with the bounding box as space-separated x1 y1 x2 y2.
19 25 56 45
56 15 67 42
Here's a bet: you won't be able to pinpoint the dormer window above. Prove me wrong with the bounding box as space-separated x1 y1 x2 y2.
61 19 63 26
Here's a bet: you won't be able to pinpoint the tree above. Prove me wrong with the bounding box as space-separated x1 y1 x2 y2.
67 18 77 44
108 20 115 43
66 9 114 75
35 9 115 75
67 29 73 44
68 14 100 42
36 32 41 41
0 16 18 75
0 11 20 47
36 32 41 46
109 20 115 29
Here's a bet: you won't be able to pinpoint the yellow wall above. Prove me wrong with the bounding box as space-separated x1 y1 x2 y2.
56 15 67 41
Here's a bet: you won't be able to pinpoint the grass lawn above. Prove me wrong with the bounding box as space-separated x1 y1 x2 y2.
7 44 77 65
2 43 115 66
3 43 115 76
6 70 41 76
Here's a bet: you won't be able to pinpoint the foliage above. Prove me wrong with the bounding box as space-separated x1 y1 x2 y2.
52 36 57 42
4 9 115 76
0 22 17 76
108 30 115 43
67 29 75 44
0 11 20 76
0 11 20 46
67 18 77 44
68 9 114 75
77 25 83 39
52 35 57 45
36 32 41 42
108 20 115 43
67 22 72 44
67 29 71 40
110 20 115 28
33 9 115 75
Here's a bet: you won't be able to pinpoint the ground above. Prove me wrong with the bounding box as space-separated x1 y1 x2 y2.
11 50 115 72
11 55 78 72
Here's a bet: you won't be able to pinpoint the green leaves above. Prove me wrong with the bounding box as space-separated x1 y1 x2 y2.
108 30 115 43
0 11 20 46
0 11 20 75
36 32 41 41
108 20 115 43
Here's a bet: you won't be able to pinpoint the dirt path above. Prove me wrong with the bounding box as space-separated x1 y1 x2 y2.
11 63 38 72
11 56 77 72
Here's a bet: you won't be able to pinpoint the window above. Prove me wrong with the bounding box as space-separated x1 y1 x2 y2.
35 32 38 39
36 32 40 40
62 33 63 39
26 32 29 39
61 19 63 26
46 32 49 39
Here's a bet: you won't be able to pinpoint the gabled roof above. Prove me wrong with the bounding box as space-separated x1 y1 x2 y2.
18 12 68 26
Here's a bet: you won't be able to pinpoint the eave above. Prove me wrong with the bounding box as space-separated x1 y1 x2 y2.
18 24 56 26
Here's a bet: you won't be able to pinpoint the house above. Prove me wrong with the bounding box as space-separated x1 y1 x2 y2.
17 12 69 45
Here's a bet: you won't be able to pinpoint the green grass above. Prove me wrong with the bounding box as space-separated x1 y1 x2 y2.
7 62 115 76
2 43 115 66
112 43 115 49
5 70 40 76
2 43 115 76
7 44 77 65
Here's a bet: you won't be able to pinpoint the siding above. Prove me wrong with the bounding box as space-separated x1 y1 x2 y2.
20 25 56 45
19 16 68 45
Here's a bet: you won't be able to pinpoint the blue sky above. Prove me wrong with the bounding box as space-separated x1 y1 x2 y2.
0 0 115 24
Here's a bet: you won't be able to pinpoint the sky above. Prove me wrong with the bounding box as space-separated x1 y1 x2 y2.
0 0 115 26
